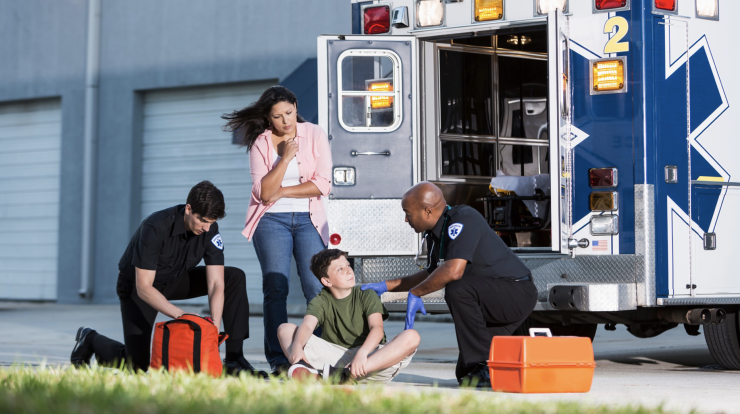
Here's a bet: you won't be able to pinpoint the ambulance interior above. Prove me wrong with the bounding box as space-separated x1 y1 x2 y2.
430 27 551 250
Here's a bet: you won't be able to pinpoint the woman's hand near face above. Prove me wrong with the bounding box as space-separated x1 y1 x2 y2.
282 137 299 160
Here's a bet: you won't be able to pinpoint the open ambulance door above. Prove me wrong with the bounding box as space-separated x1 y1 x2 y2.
547 9 572 254
317 35 416 200
316 35 418 256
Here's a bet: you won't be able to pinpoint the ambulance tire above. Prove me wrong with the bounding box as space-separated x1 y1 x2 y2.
514 317 597 342
704 309 740 370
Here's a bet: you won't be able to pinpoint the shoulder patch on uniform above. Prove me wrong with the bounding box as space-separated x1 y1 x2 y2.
448 223 463 240
211 233 224 250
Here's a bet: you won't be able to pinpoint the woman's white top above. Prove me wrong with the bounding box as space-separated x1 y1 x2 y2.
268 147 310 213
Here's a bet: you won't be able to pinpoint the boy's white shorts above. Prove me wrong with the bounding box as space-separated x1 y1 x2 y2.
303 334 416 384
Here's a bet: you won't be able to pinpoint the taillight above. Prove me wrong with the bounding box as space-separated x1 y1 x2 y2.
589 168 618 188
364 5 391 34
590 192 618 211
655 0 676 11
594 0 627 10
330 233 342 246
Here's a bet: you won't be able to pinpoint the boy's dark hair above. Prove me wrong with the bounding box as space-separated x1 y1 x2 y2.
186 180 226 220
310 249 349 281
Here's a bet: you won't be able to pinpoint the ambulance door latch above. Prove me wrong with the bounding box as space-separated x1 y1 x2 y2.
704 233 716 250
665 165 678 183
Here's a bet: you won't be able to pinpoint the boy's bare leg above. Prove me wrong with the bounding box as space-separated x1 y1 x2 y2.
362 329 420 373
277 323 298 357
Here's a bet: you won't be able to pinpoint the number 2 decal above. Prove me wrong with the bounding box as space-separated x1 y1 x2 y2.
604 16 629 54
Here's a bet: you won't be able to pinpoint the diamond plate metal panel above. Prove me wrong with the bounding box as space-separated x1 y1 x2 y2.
635 184 657 306
522 255 640 302
657 297 740 306
547 283 637 311
354 257 446 303
355 254 645 309
327 200 417 255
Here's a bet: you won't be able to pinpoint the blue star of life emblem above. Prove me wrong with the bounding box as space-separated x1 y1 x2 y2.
448 223 463 240
211 233 223 250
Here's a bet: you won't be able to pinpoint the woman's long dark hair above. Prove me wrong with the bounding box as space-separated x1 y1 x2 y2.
222 85 306 151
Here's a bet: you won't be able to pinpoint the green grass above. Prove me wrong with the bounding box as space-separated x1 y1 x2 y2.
0 365 670 414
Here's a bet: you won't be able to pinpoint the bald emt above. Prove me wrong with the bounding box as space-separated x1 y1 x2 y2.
362 182 537 387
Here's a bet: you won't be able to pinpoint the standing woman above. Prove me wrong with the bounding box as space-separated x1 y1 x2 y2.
223 86 332 375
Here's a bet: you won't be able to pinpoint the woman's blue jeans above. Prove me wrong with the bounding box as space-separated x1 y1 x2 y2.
252 212 326 368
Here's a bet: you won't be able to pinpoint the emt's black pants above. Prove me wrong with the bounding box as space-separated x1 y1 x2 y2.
445 275 538 380
89 266 250 371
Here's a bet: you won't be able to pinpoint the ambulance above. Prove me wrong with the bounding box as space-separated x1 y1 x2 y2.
317 0 740 369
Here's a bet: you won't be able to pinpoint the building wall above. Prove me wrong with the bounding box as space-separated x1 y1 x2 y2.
0 0 350 304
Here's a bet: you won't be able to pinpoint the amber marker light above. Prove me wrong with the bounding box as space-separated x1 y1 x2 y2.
368 81 392 92
590 192 618 211
368 80 394 109
370 96 393 109
592 58 626 93
474 0 503 22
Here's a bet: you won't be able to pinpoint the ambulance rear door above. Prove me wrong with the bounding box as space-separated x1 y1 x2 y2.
317 35 418 256
318 35 416 199
547 9 572 253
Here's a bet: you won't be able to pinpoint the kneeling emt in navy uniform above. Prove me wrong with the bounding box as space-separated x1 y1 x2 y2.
71 180 267 377
362 182 537 387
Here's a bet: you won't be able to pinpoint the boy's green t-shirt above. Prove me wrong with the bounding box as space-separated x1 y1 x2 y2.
306 286 389 349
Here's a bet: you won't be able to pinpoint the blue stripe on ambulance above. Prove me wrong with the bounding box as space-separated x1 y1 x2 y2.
570 10 636 254
651 18 729 296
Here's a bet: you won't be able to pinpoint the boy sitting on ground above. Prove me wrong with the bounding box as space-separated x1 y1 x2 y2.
277 249 420 383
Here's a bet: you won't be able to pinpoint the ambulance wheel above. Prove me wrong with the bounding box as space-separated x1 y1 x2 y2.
514 318 597 342
704 309 740 370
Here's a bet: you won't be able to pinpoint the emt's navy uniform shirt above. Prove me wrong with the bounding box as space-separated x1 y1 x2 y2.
425 205 530 280
118 204 225 286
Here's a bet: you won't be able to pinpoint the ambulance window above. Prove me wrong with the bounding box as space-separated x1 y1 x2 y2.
337 50 402 132
495 30 547 53
452 36 492 48
498 57 548 140
498 144 549 176
441 142 496 177
439 50 493 135
341 56 394 91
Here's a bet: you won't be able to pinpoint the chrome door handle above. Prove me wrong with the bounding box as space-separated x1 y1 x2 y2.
350 151 391 156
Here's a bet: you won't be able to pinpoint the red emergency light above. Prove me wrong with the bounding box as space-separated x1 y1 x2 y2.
364 5 391 34
330 233 342 246
589 168 618 188
654 0 676 11
594 0 626 10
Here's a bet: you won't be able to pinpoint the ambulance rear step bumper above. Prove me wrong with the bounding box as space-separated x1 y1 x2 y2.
384 302 450 313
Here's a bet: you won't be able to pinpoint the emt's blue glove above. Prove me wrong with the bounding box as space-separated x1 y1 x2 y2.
404 292 427 330
361 281 388 296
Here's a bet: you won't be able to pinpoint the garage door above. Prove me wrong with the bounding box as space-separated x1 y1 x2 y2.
140 82 275 305
0 99 62 300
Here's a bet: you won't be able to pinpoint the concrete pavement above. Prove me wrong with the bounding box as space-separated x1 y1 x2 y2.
1 302 739 413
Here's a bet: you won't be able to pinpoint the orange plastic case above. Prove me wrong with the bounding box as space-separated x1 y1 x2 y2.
487 329 595 393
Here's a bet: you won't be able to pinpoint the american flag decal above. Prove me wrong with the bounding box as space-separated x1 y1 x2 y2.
592 240 608 252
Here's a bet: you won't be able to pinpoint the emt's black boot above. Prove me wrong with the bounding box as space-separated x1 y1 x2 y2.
70 327 96 367
223 356 269 378
458 363 491 389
